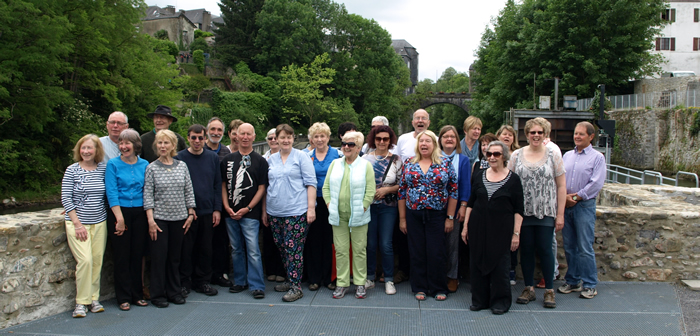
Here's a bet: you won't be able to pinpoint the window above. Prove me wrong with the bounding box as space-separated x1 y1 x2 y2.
695 8 699 22
662 8 676 22
694 38 700 51
656 37 675 51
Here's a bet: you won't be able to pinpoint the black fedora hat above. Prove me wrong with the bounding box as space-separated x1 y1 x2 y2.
147 105 178 123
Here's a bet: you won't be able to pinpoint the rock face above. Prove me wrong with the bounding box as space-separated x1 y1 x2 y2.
0 209 114 329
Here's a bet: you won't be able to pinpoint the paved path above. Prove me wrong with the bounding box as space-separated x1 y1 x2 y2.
3 280 688 335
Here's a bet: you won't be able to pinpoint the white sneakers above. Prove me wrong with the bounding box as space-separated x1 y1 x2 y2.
385 281 396 295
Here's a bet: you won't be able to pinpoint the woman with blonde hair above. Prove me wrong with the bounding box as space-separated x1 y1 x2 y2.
398 130 458 301
61 134 108 317
144 130 196 308
508 117 566 309
496 125 520 153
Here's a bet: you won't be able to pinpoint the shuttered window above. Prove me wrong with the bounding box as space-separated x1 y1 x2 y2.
656 37 675 51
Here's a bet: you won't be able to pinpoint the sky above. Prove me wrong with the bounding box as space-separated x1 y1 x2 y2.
148 0 509 81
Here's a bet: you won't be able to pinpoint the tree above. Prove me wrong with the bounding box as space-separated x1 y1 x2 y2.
154 29 169 40
193 50 205 72
189 37 210 54
216 0 265 71
471 0 666 131
181 75 211 103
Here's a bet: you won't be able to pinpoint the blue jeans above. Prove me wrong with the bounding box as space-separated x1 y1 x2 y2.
562 198 598 288
225 217 265 291
367 203 396 282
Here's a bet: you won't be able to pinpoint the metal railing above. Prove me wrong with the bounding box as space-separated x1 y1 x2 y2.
577 91 684 111
606 164 699 188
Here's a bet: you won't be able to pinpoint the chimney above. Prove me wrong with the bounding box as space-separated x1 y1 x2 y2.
164 5 176 15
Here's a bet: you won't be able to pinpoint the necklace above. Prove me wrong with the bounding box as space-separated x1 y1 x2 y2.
373 151 389 160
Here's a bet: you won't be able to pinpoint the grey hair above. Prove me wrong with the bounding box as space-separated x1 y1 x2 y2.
486 141 510 167
110 111 128 123
267 128 276 137
372 116 389 126
117 128 142 155
207 117 225 133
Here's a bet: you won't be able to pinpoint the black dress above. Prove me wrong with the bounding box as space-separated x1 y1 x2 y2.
467 169 524 312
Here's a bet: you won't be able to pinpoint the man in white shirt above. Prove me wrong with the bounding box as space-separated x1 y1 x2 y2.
99 111 129 162
395 109 431 162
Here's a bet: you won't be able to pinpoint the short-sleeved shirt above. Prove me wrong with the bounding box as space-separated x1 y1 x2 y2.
398 158 458 211
266 149 317 217
309 145 343 197
99 136 120 163
221 151 268 220
508 146 565 220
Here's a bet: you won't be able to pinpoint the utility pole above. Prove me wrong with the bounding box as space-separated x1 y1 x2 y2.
533 74 536 109
554 77 560 111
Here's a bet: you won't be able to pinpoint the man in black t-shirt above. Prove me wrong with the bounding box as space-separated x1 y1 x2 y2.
220 123 268 299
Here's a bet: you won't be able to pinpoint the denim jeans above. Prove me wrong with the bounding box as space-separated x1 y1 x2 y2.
367 203 396 282
562 198 598 288
225 217 265 291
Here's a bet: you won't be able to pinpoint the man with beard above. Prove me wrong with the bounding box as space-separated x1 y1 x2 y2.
205 117 231 160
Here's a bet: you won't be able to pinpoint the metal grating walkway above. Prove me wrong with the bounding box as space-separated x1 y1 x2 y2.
3 281 683 335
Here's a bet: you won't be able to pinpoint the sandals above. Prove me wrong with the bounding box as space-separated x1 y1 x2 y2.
119 302 130 311
134 300 148 307
415 292 427 301
435 294 447 301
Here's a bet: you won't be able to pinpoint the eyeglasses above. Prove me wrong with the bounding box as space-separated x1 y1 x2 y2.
341 142 357 148
107 121 127 126
485 151 503 158
375 137 390 143
267 137 275 141
189 135 205 141
529 131 544 135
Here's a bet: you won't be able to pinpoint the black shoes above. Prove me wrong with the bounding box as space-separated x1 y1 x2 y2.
181 287 190 298
168 296 186 305
193 284 219 296
212 275 233 287
252 290 265 299
152 300 169 308
229 284 249 293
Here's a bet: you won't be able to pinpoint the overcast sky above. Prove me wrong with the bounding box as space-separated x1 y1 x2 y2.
148 0 509 81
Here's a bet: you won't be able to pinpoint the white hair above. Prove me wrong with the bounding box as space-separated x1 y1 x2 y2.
110 111 128 123
372 116 389 126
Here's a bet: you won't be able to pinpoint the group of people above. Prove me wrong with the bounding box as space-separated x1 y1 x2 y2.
61 105 606 318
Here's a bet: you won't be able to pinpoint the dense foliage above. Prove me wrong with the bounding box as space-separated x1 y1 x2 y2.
0 0 183 195
470 0 667 131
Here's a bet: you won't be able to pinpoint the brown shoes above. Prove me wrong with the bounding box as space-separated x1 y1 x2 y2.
447 278 459 292
543 290 556 308
516 288 536 304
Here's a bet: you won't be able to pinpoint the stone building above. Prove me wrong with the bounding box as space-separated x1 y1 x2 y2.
142 5 197 48
392 39 419 94
652 1 700 76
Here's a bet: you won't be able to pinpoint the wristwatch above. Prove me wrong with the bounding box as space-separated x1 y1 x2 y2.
246 206 252 212
513 232 520 237
572 195 579 201
447 215 454 220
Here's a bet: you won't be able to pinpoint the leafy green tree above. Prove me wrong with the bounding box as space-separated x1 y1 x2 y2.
471 0 666 131
150 36 179 58
216 0 265 71
181 75 211 103
211 88 272 138
193 50 205 72
194 30 214 39
279 53 339 126
189 37 210 54
154 29 169 40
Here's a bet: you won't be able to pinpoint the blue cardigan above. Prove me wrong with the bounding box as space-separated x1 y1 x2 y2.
454 153 472 216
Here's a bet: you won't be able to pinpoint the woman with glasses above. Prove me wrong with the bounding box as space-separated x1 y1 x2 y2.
305 122 343 292
472 133 498 180
398 130 458 301
437 125 472 293
263 128 279 160
508 117 566 309
364 125 401 295
323 131 375 299
262 127 285 283
263 124 317 302
462 141 523 315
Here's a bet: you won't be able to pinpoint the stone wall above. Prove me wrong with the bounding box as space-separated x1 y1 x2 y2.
608 108 700 174
0 209 113 329
556 184 700 282
633 77 699 95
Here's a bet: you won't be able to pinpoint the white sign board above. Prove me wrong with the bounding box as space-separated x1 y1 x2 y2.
539 96 550 110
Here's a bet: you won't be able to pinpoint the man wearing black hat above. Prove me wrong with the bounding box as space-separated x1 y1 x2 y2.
140 105 188 162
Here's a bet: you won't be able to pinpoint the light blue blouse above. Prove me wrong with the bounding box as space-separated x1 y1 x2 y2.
266 149 317 217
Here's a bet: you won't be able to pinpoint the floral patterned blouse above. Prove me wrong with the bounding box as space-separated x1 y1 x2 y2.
398 158 458 211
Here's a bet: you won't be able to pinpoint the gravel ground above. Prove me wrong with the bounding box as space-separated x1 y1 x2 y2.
677 283 700 336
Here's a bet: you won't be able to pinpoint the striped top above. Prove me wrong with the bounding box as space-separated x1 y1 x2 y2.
61 162 107 224
483 170 511 200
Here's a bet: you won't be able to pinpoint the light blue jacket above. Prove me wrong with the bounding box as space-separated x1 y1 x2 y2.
324 157 373 227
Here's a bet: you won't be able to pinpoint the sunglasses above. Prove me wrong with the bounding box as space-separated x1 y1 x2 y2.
375 137 390 143
529 131 544 135
189 135 205 141
341 141 357 148
267 137 275 141
486 151 503 158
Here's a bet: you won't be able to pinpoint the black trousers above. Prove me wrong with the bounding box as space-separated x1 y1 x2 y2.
150 219 185 302
406 208 448 295
470 251 512 312
211 219 231 281
180 213 214 289
394 215 410 275
108 206 148 304
263 221 285 278
303 197 333 286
